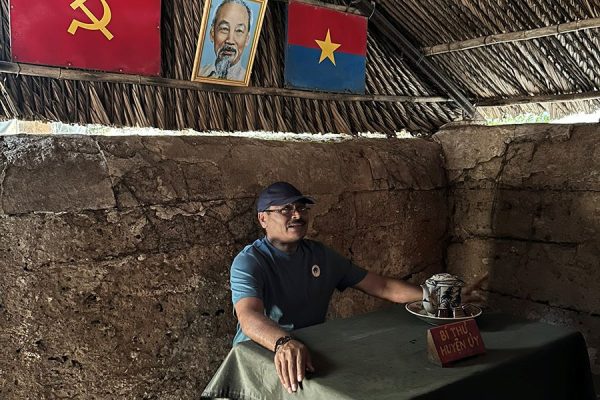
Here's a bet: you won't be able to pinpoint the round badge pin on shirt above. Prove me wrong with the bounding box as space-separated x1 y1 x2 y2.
311 265 321 278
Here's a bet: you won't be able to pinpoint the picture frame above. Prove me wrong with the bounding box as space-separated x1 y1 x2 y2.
191 0 268 86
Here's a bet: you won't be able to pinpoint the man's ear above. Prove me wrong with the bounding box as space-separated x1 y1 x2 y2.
258 212 268 228
210 26 215 42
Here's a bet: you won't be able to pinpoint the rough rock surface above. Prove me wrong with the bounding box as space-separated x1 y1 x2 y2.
0 135 447 399
435 124 600 375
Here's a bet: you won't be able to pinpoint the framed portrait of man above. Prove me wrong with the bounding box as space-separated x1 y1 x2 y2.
191 0 268 86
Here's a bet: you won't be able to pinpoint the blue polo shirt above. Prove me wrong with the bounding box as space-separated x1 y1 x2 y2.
230 237 368 344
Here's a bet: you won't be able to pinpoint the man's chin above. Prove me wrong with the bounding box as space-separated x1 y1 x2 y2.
286 226 307 238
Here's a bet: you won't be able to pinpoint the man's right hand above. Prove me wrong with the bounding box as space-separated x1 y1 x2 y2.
234 298 316 393
274 339 315 393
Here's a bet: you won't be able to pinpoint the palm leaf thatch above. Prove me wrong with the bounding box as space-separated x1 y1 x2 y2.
384 0 600 119
1 0 599 135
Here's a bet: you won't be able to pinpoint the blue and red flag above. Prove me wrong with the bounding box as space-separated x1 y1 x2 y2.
285 0 368 94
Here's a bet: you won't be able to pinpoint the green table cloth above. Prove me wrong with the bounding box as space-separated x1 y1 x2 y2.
202 305 596 400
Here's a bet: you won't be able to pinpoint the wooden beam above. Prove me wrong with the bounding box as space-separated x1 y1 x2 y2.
356 1 478 118
477 90 600 107
0 61 451 104
422 17 600 56
271 0 363 15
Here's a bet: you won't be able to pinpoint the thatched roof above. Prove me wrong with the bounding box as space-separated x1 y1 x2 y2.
384 0 600 121
1 0 599 135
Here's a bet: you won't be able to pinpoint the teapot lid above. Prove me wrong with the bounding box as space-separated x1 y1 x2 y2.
426 273 464 286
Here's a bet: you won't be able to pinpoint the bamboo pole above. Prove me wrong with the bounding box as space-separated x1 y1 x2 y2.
271 0 363 15
422 17 600 56
477 90 600 107
3 62 596 111
0 61 452 104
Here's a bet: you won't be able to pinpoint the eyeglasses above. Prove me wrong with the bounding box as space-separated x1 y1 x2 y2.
263 204 311 216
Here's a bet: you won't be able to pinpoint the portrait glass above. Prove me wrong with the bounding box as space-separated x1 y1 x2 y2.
191 0 267 86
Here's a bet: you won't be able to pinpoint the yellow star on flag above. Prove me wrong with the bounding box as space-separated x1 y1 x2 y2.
315 29 341 65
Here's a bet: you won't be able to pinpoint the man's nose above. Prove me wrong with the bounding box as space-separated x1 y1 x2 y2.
226 31 235 43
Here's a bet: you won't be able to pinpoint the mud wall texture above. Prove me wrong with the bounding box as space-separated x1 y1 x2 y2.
0 135 447 399
435 124 600 375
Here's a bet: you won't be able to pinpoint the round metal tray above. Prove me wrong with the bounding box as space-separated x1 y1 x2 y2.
405 300 482 326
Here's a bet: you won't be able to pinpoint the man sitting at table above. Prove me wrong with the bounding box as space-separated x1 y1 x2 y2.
230 181 425 394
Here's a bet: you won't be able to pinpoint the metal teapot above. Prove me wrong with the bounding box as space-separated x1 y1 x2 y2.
421 273 465 318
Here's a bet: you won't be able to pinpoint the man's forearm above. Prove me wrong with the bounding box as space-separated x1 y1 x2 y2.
381 277 423 303
354 272 423 303
238 310 291 352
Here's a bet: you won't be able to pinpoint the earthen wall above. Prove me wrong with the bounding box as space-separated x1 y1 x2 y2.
0 134 447 399
435 124 600 375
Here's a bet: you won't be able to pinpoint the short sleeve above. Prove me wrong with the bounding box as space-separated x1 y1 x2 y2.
322 245 367 292
230 251 264 305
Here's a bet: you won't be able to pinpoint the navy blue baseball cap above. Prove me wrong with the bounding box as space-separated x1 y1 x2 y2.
257 182 315 212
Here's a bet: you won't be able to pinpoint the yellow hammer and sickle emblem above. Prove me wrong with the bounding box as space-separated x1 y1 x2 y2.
67 0 114 41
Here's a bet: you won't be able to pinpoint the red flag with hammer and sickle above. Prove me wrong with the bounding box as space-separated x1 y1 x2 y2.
10 0 161 76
